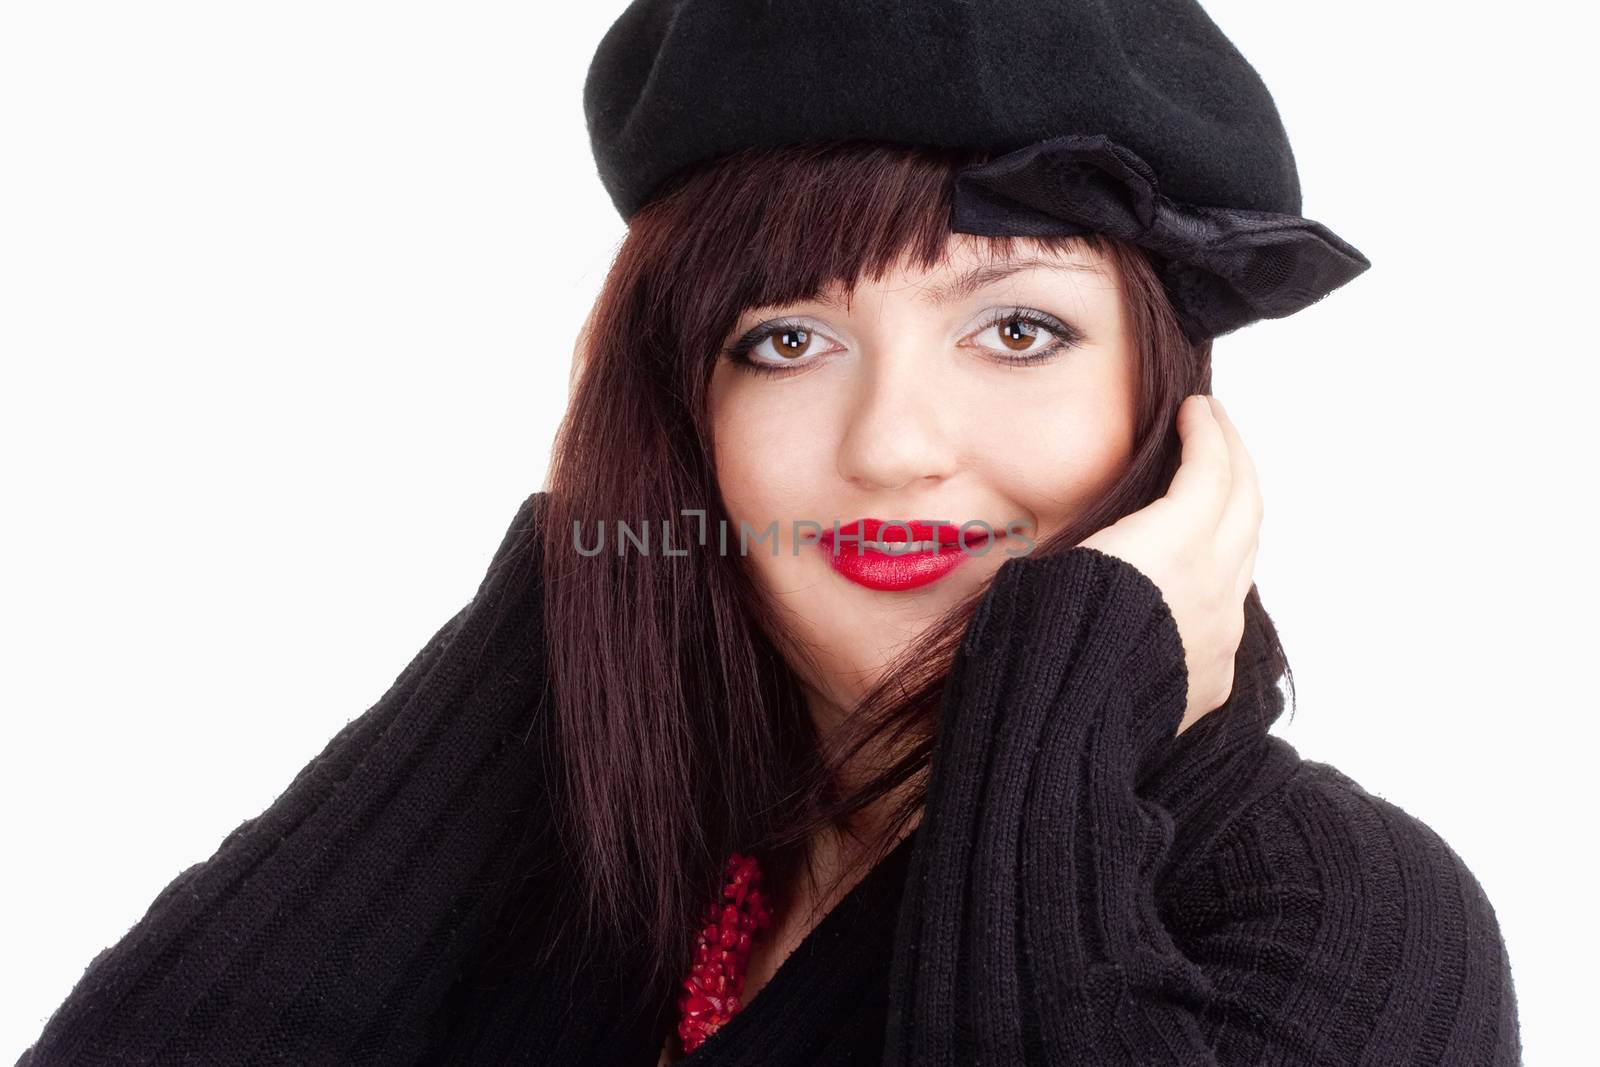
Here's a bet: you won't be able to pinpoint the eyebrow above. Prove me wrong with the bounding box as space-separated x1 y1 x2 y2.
918 256 1105 306
798 256 1105 312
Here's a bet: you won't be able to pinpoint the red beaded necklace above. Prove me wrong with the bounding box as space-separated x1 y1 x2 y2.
674 851 774 1056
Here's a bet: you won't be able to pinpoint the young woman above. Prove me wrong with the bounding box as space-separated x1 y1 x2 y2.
20 3 1521 1066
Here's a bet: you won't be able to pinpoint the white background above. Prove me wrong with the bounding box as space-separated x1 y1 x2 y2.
3 3 1593 1062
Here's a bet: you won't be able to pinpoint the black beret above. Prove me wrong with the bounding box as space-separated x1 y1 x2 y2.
584 0 1369 342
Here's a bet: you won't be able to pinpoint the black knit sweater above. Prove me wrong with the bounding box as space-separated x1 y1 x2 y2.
16 490 1522 1065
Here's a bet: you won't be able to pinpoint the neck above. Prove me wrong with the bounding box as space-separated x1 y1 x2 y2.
800 683 884 803
798 681 923 854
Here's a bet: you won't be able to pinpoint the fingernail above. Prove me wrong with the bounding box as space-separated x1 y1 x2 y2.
1209 396 1226 416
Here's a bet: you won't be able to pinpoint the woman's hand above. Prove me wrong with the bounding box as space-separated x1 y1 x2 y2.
1079 394 1262 736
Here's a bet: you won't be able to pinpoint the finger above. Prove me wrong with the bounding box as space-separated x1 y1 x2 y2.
1235 537 1259 605
1209 396 1263 557
1164 394 1232 529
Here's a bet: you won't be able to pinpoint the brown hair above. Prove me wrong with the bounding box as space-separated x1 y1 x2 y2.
494 140 1294 1013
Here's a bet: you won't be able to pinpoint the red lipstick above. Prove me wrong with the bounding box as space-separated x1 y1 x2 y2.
816 518 1007 592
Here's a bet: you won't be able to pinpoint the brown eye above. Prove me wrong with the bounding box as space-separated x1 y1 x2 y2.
995 316 1041 353
772 327 811 359
723 318 842 376
968 307 1083 365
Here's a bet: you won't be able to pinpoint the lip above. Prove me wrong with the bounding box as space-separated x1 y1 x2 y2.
817 517 1008 592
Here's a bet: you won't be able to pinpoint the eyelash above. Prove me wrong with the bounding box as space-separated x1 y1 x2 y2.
721 307 1085 378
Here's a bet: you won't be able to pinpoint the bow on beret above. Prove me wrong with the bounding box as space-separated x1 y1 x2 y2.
950 133 1371 343
585 0 1370 342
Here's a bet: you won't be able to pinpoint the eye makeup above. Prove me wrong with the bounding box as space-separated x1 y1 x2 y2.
720 306 1085 377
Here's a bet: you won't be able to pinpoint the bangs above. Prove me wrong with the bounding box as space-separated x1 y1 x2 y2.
631 140 1115 334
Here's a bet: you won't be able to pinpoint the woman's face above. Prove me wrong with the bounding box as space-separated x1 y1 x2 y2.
708 234 1137 731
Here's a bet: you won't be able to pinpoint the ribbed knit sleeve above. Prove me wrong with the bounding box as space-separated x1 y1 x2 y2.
882 546 1521 1065
16 491 557 1067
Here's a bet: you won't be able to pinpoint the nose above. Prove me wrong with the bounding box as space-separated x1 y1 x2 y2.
834 342 959 492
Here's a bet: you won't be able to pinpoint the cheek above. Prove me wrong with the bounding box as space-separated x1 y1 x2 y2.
977 356 1137 529
709 370 821 531
709 370 895 708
